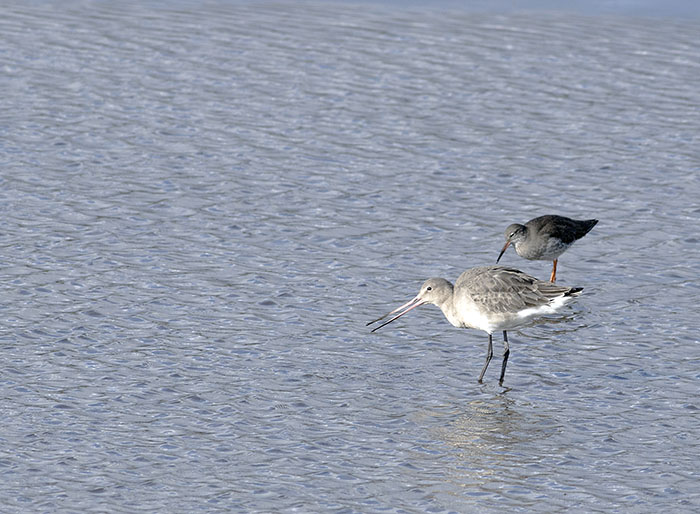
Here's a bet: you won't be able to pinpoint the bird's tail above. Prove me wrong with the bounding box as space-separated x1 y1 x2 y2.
565 286 583 297
536 282 583 300
579 219 599 237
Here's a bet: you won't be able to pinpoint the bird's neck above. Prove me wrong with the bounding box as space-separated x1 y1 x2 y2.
436 289 462 328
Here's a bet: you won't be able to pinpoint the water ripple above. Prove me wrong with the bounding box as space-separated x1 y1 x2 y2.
1 1 699 512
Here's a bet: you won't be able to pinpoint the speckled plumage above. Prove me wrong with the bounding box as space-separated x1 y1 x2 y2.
453 266 580 324
497 215 598 282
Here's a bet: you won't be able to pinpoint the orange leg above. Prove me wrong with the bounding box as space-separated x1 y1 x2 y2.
549 259 558 282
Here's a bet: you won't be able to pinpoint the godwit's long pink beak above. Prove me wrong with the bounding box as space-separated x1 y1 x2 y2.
367 295 426 332
496 240 511 263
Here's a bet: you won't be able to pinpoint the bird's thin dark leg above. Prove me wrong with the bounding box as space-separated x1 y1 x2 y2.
478 334 493 383
550 259 558 282
499 331 510 386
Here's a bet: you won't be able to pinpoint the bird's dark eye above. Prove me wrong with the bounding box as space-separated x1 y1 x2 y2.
426 286 432 291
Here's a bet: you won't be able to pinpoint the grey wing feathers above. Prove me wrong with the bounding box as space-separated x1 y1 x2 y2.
455 266 579 314
541 216 598 244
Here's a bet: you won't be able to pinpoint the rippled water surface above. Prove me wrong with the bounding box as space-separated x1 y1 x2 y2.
1 1 699 512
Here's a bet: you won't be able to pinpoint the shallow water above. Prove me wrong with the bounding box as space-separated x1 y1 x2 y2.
1 1 699 512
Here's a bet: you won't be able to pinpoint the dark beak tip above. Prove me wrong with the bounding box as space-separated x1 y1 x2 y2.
496 249 506 263
496 240 510 263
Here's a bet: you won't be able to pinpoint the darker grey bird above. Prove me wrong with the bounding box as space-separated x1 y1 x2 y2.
497 215 598 282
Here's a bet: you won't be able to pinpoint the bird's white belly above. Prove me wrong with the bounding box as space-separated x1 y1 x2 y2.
449 299 507 334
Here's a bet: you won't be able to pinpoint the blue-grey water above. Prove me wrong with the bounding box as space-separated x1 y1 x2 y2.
1 1 699 512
